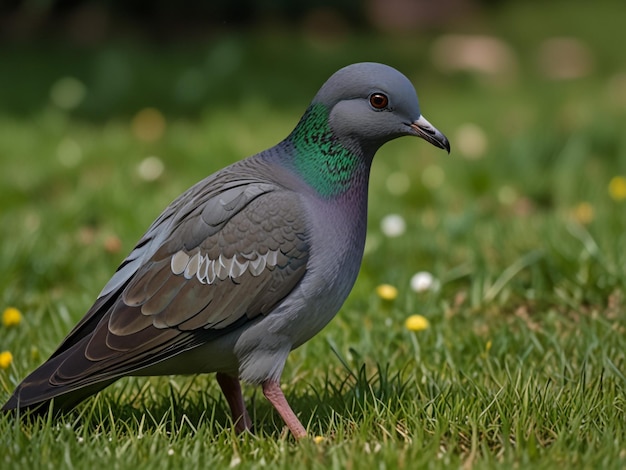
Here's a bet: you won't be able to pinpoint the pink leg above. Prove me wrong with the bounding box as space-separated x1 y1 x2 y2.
262 380 307 439
216 373 252 434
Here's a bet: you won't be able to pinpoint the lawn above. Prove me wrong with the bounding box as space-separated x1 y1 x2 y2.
1 1 625 468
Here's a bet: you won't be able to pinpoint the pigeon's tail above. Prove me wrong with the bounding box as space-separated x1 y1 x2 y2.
3 379 114 416
3 287 135 415
2 338 116 414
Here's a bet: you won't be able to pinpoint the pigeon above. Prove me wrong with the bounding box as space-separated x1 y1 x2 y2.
3 62 449 438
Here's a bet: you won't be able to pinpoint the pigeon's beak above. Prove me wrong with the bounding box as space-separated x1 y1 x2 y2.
409 115 450 153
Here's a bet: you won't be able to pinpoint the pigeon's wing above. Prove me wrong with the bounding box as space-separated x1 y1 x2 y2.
5 168 310 408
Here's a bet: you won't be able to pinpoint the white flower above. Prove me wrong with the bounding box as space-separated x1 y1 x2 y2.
137 156 165 181
380 214 406 237
410 271 440 293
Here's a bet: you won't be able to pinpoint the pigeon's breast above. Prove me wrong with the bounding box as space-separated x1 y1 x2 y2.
283 188 369 348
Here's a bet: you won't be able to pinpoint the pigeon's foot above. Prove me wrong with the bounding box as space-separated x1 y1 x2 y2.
262 380 307 439
216 373 253 434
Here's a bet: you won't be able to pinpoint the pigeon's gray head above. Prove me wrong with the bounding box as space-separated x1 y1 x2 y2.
313 62 450 154
284 63 449 198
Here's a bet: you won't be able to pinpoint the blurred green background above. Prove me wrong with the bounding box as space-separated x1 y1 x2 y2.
1 0 625 309
1 1 625 468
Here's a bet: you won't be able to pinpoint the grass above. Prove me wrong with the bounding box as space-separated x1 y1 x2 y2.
1 1 626 468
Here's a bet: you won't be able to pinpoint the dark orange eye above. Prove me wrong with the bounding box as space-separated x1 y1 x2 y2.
369 93 389 109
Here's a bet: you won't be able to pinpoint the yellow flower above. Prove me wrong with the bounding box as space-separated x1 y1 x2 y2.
131 107 166 142
572 202 594 224
31 346 40 362
2 307 22 327
376 284 398 301
0 351 13 369
313 436 325 444
609 176 626 201
481 339 493 358
405 314 430 331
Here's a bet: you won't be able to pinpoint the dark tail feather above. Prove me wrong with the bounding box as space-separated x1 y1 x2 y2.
2 380 115 416
2 341 116 414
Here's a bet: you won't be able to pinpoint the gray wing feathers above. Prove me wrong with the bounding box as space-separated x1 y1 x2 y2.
84 182 310 377
119 189 309 332
97 172 275 301
6 169 311 408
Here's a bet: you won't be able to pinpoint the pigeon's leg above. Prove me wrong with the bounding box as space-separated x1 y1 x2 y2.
262 380 307 439
216 373 252 434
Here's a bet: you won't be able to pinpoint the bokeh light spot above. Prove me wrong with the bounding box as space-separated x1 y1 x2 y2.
132 108 166 142
137 156 165 181
50 77 86 110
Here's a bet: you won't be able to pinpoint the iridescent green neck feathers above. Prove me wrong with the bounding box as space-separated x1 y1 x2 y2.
288 103 364 199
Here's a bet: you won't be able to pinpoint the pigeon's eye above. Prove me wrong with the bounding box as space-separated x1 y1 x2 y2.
369 93 389 110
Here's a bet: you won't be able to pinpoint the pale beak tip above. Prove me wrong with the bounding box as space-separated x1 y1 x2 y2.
410 116 450 154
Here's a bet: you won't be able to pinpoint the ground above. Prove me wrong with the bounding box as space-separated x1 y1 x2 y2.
1 1 625 468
